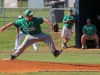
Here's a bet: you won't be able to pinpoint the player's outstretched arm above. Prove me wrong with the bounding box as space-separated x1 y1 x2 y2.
0 22 14 32
43 18 54 29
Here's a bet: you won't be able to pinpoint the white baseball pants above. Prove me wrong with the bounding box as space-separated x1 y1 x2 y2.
61 26 72 39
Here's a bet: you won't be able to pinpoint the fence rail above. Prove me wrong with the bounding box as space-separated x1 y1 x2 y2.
0 7 75 32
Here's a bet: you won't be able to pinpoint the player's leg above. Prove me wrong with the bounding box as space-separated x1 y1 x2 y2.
81 34 87 49
10 33 62 60
61 26 70 49
64 28 72 47
10 35 38 59
39 33 63 57
32 43 38 51
66 28 72 41
92 34 99 48
14 32 26 50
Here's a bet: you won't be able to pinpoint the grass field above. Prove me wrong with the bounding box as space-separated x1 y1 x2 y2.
0 10 100 75
1 24 100 75
0 0 100 75
0 72 100 75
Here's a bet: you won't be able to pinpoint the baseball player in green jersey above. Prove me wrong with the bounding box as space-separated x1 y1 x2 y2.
13 15 38 51
61 8 75 49
0 10 63 60
81 19 99 49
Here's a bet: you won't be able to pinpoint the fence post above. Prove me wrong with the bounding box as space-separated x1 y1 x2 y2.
3 8 5 25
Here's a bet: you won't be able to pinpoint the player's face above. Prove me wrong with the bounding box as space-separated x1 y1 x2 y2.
69 11 73 15
87 21 91 25
26 15 33 21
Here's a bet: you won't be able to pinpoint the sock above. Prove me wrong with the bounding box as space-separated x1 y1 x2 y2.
63 43 66 45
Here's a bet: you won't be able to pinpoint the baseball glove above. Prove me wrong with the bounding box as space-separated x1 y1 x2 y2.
53 23 59 32
70 20 74 22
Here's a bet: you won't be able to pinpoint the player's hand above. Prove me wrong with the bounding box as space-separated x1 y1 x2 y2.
16 34 19 38
52 26 54 30
67 19 74 24
66 19 72 23
72 31 74 34
67 19 70 21
50 23 54 30
0 26 6 32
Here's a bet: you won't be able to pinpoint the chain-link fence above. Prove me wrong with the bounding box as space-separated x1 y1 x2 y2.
0 7 49 25
0 7 75 32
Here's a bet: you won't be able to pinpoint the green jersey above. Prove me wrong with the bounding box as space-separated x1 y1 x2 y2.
63 15 75 29
14 17 44 35
82 24 97 35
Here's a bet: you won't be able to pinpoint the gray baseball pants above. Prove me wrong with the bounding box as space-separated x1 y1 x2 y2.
13 32 56 57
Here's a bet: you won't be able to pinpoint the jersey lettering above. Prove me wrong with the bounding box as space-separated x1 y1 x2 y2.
25 27 35 31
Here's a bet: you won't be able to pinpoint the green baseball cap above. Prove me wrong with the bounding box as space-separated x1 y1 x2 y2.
68 8 73 11
87 18 91 21
24 10 33 16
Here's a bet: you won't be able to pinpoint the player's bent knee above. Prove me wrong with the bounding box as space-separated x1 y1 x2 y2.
65 38 70 40
94 34 99 39
81 35 86 38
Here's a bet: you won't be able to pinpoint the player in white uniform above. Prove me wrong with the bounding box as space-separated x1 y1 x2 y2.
13 15 38 51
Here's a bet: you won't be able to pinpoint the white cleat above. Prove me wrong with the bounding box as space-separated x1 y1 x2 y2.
96 45 99 49
61 43 67 49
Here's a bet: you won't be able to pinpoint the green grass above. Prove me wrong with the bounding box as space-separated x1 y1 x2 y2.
0 23 100 65
1 50 100 64
1 72 100 75
0 1 100 75
1 24 100 74
1 27 100 74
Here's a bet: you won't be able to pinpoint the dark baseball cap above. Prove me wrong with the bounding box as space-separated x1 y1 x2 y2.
24 10 33 16
87 18 91 21
68 8 73 11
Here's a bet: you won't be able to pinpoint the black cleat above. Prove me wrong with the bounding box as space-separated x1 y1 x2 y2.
52 50 63 57
10 54 17 60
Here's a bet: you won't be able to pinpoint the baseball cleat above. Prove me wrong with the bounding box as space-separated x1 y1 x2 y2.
96 45 99 49
34 48 38 51
10 54 17 60
52 50 63 57
81 46 86 49
12 48 17 51
61 43 67 49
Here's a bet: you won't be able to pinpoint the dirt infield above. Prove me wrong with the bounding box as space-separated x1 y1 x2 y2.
0 60 100 73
